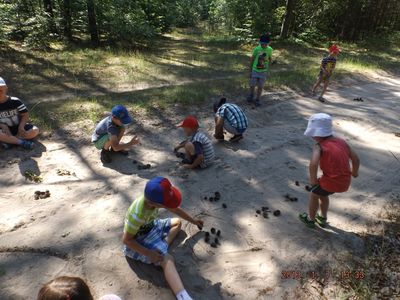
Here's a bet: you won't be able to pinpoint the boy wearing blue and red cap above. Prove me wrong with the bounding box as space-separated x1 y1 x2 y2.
91 105 139 164
174 116 215 169
247 34 273 107
312 44 341 102
122 176 203 300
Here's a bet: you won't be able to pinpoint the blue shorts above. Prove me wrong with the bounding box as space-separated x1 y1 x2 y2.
123 218 171 265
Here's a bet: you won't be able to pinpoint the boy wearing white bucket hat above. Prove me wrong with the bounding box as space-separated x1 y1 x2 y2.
299 113 360 228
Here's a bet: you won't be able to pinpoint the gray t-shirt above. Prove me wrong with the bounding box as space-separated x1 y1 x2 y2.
91 116 121 142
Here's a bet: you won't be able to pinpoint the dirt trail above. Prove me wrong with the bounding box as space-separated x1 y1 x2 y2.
0 75 399 300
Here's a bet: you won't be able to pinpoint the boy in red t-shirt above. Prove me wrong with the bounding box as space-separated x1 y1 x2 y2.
299 113 360 228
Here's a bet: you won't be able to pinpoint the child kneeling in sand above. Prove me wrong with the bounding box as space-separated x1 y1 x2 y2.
174 116 215 169
299 113 360 228
91 105 139 164
123 176 203 300
213 97 248 142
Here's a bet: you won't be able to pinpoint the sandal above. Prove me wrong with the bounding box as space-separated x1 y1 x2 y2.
315 214 327 227
299 213 316 228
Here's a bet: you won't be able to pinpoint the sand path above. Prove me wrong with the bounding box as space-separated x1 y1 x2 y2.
1 75 399 299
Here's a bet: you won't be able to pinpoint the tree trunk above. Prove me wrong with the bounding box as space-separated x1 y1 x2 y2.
43 0 53 17
87 0 99 46
63 0 72 40
43 0 57 33
280 0 296 38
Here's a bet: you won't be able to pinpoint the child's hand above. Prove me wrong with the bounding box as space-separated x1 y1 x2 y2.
193 219 204 230
147 250 164 264
129 136 140 146
182 164 192 169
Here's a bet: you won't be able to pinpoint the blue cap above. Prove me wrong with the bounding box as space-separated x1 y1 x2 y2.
144 176 182 209
260 34 270 44
111 105 133 125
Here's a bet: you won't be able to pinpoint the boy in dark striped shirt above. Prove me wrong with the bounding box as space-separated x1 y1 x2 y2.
312 44 341 102
0 77 39 149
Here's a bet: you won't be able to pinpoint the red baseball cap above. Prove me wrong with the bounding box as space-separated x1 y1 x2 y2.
177 116 199 129
329 44 341 54
144 177 182 209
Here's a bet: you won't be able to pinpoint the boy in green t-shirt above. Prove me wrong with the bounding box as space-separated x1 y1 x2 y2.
247 34 273 107
122 176 204 300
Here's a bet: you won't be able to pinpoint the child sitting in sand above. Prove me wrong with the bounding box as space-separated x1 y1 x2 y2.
91 105 139 164
37 276 121 300
174 116 215 169
0 76 40 150
312 44 341 103
122 176 203 300
213 97 248 142
299 113 360 228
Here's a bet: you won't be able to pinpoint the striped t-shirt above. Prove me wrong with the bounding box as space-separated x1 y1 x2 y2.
216 103 248 131
321 56 337 73
0 96 28 128
124 195 159 236
190 131 215 166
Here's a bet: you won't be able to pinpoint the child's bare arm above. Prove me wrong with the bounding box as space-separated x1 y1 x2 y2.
309 144 321 185
174 140 187 152
249 55 255 74
167 207 203 229
349 147 360 177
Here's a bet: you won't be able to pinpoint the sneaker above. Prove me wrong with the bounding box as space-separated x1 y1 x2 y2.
230 134 243 142
254 99 261 107
247 95 254 103
20 140 34 150
100 149 112 163
315 214 327 227
299 213 316 228
318 96 326 103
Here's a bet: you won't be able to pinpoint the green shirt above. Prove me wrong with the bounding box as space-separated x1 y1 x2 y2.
252 45 273 72
124 195 159 236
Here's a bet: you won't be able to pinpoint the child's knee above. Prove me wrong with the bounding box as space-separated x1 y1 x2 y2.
171 218 182 229
184 142 195 153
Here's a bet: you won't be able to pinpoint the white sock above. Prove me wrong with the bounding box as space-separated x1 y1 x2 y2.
176 289 193 300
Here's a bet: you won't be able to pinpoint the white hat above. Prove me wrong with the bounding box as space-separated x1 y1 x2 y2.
304 113 333 137
0 77 6 86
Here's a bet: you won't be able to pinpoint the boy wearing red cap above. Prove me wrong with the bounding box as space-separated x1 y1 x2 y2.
122 176 203 300
312 44 341 102
174 116 215 169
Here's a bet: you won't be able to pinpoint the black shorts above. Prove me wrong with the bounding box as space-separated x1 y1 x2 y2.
9 123 34 136
310 184 334 196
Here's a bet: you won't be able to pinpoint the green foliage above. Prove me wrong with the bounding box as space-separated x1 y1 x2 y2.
0 0 399 47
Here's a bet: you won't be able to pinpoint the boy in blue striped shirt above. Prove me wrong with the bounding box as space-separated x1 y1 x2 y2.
174 116 215 169
213 98 248 142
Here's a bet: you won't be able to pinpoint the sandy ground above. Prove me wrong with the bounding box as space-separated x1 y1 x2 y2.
1 74 399 300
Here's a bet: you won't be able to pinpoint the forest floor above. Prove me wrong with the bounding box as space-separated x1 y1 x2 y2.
0 30 400 300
